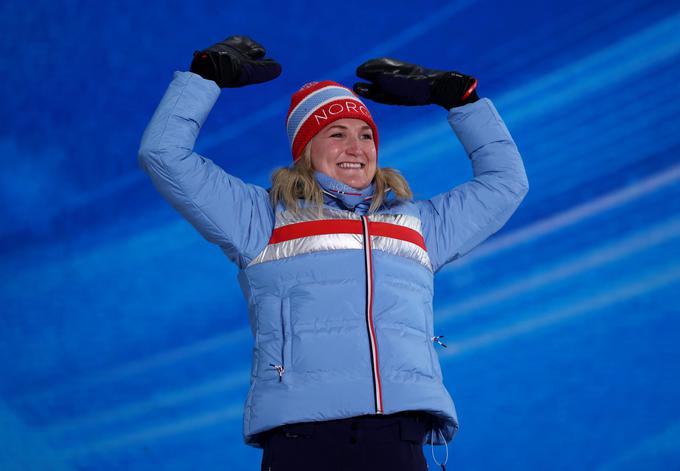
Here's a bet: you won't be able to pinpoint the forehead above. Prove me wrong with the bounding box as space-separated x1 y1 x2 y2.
322 118 371 131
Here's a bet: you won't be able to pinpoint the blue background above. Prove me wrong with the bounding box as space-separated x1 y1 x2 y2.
1 0 679 469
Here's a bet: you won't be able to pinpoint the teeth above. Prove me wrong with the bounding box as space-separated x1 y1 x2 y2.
338 162 364 169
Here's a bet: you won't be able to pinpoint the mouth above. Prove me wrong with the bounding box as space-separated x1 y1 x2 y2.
337 162 365 169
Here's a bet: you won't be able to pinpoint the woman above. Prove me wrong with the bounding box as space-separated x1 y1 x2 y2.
138 36 529 471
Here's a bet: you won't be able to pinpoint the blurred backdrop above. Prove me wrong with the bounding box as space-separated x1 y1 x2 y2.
1 0 679 469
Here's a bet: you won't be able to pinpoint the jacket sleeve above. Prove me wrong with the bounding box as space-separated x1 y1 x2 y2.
137 71 274 268
416 98 529 273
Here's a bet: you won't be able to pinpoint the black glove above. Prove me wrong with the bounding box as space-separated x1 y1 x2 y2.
353 58 478 110
190 35 282 88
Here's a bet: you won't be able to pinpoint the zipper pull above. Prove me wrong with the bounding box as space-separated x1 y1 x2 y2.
431 335 448 348
269 363 285 382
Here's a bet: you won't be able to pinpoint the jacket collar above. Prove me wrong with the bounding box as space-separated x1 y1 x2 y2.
314 171 375 212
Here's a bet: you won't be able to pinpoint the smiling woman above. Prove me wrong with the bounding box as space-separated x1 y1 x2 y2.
270 80 413 214
137 35 528 471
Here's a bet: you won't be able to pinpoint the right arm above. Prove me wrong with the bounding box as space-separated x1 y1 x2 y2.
137 70 274 268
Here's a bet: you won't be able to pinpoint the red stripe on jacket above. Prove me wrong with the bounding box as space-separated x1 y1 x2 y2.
268 219 427 251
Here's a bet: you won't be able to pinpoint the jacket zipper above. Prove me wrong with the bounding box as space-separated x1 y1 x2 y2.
361 215 383 414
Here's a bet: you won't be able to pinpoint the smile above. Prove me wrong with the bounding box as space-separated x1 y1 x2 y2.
337 162 365 169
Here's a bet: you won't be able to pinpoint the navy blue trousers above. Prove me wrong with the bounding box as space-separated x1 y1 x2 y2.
260 412 430 471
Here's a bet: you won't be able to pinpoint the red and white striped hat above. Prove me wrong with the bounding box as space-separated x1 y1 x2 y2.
285 80 379 162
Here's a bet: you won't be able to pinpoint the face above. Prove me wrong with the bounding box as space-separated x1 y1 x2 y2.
309 118 377 190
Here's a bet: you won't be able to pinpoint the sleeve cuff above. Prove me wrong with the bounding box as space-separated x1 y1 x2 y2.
170 70 221 127
447 98 514 156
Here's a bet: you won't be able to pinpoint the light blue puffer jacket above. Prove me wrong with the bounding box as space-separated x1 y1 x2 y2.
138 71 529 448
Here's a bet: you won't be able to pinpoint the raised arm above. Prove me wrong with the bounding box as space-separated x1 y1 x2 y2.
417 99 529 272
137 36 282 268
353 57 528 273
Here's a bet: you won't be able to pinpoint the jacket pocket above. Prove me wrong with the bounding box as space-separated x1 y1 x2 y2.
280 296 292 378
266 297 292 383
422 305 442 380
428 332 445 381
255 296 291 382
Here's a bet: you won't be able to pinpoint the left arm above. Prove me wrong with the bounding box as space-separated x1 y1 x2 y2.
352 57 529 272
416 98 529 273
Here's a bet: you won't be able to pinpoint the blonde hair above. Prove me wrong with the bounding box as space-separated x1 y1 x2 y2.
270 144 413 213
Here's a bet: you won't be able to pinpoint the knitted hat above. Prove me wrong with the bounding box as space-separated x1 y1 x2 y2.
285 80 379 162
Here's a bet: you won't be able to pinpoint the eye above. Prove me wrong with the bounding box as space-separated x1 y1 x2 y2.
361 133 373 140
330 132 343 138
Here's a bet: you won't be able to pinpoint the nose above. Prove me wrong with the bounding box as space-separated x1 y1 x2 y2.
345 135 361 155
